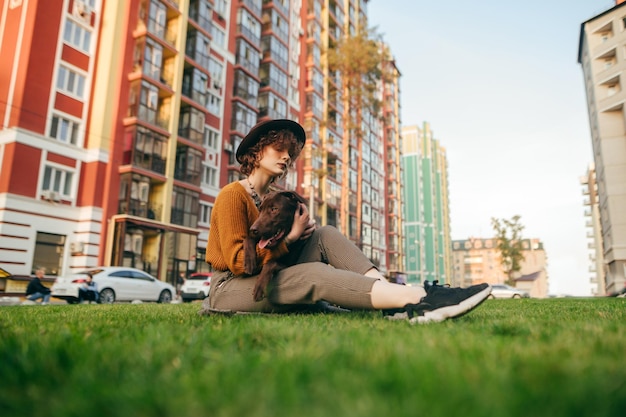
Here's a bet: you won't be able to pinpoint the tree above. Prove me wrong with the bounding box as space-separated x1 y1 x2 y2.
327 26 391 240
491 215 525 286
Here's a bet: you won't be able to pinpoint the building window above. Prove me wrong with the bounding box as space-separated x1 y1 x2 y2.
63 19 92 53
208 57 224 88
206 91 221 116
186 28 211 70
199 202 213 225
189 0 212 33
124 126 167 174
50 114 80 145
56 65 86 99
237 8 261 45
42 165 74 198
204 127 219 150
214 0 228 18
231 102 256 134
171 186 199 227
175 146 203 186
233 69 259 106
178 105 206 144
210 24 226 50
143 37 163 81
202 165 218 188
147 0 166 39
32 232 66 276
236 38 260 75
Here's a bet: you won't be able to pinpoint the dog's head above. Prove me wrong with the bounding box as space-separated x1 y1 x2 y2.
249 191 306 249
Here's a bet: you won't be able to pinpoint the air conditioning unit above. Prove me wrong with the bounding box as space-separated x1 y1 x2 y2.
224 142 233 152
69 241 85 255
42 190 61 202
213 79 223 89
72 0 92 24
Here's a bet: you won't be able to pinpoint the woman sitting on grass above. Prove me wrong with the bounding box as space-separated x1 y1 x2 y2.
200 119 491 323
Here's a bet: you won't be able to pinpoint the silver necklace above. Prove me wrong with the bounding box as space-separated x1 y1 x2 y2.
247 178 262 209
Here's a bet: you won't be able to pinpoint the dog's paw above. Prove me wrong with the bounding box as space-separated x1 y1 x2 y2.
252 283 265 302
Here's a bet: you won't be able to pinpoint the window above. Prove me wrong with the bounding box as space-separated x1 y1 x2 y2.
202 165 218 188
147 1 166 39
50 114 80 145
208 57 224 87
233 69 259 106
231 102 256 134
56 65 86 98
171 186 200 227
175 146 203 186
204 128 219 150
143 38 162 80
237 8 261 44
178 105 205 144
63 19 91 53
206 91 221 116
214 0 228 17
42 165 74 198
237 39 260 74
199 202 213 225
210 24 226 49
32 232 66 276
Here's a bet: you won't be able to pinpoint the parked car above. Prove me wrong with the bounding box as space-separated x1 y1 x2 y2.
51 267 175 304
180 272 211 302
489 284 530 299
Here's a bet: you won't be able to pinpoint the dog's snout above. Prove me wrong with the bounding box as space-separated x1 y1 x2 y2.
249 226 259 236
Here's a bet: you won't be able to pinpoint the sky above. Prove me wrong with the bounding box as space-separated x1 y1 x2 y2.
368 0 617 296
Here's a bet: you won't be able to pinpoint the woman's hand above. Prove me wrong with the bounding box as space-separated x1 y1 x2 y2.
285 203 312 245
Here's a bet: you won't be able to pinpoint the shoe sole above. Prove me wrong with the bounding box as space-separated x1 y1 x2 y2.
410 285 492 324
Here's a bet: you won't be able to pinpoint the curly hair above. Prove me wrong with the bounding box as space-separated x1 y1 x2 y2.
239 129 303 177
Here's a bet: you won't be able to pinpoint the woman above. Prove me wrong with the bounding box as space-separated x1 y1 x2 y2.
200 119 491 323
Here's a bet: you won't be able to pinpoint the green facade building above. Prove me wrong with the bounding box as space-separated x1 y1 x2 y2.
401 123 452 285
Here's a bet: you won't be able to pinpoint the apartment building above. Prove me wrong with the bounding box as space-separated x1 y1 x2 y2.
0 0 403 284
578 0 626 294
451 237 549 298
401 123 452 285
580 163 606 295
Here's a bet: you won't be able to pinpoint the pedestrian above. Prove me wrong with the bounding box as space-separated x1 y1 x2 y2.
78 273 99 303
176 272 186 298
25 268 51 305
199 119 491 323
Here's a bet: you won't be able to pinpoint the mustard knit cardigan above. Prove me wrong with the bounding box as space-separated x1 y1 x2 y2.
205 181 289 275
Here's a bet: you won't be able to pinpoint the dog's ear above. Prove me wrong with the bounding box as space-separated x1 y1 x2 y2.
243 237 257 275
282 191 306 205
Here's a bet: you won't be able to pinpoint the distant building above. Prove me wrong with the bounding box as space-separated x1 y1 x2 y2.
402 123 452 285
580 163 606 296
451 238 549 298
578 1 626 294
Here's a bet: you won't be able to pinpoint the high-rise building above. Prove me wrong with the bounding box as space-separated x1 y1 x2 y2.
578 1 626 294
580 163 606 296
0 0 403 286
401 123 451 285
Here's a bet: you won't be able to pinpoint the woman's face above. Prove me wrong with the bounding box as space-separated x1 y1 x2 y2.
257 145 291 177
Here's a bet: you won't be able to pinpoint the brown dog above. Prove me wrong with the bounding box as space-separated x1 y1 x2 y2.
243 190 306 301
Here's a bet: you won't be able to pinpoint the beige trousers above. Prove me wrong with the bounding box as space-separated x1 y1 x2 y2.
204 226 377 313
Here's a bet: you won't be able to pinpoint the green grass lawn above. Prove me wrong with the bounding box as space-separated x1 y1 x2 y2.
1 298 625 417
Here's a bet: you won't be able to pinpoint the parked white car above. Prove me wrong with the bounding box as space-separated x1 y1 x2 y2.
51 267 175 304
489 284 530 299
180 272 211 302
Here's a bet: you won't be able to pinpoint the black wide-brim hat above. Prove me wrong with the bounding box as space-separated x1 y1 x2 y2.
236 119 306 163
